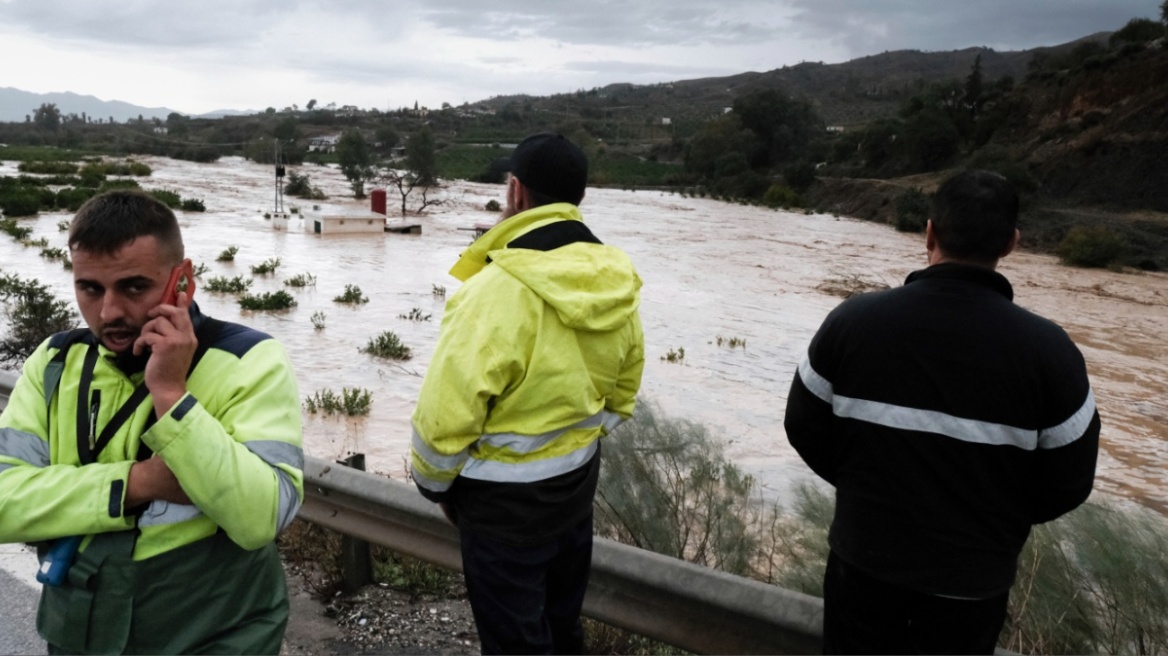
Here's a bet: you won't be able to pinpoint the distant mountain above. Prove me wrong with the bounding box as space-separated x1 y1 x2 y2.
0 87 200 123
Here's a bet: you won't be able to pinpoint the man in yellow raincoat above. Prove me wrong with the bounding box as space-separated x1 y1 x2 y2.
411 133 644 654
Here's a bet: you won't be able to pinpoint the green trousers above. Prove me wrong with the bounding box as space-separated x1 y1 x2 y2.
38 530 288 655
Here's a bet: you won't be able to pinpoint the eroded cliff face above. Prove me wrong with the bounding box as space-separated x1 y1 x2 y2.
1016 47 1168 211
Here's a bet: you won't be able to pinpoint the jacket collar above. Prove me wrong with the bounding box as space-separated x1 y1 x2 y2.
904 263 1014 301
448 203 583 282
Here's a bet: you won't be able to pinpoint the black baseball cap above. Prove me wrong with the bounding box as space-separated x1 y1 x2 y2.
502 133 588 205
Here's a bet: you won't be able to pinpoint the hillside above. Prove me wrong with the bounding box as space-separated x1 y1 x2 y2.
471 33 1110 134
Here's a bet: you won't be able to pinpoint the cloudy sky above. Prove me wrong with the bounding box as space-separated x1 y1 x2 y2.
0 0 1160 115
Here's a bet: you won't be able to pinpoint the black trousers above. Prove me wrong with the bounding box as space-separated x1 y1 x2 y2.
822 550 1010 655
460 514 593 655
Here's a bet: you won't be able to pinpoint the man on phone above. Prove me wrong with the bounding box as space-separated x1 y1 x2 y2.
0 190 303 654
410 133 645 654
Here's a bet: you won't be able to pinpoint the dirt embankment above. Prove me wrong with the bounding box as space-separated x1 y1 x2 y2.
805 174 1168 269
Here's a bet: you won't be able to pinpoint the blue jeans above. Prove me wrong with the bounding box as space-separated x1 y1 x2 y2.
459 514 593 655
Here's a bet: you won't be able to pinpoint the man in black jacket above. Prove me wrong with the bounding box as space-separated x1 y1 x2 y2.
784 170 1099 654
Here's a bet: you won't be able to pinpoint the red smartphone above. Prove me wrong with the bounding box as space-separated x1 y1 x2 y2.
161 266 195 305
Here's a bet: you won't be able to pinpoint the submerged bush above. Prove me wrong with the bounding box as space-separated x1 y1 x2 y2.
1057 225 1124 268
18 161 78 175
238 290 296 311
0 218 33 239
333 284 368 305
204 275 252 294
360 330 411 360
284 273 317 288
762 184 802 209
56 187 97 212
303 387 373 416
0 188 42 217
894 187 930 232
149 189 182 208
216 245 239 262
250 257 281 275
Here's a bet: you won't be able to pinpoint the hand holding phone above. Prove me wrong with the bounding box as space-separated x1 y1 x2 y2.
161 266 195 306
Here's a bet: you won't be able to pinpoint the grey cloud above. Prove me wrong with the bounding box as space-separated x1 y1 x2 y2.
784 0 1161 56
561 60 734 78
417 0 790 47
0 0 278 48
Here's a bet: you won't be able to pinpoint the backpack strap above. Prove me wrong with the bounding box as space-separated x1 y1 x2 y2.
44 318 227 463
44 328 95 408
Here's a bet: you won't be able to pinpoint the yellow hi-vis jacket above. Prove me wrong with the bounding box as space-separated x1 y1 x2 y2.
410 203 644 530
0 312 303 557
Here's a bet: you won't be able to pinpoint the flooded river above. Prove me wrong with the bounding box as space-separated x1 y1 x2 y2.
2 156 1166 515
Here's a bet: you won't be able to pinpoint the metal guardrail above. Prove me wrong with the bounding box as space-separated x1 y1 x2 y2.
0 370 17 410
1 371 823 654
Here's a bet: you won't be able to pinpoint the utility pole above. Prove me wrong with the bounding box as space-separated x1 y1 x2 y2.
274 140 286 216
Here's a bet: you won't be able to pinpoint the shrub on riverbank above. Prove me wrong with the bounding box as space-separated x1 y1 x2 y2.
1058 225 1125 268
0 271 77 368
894 187 930 232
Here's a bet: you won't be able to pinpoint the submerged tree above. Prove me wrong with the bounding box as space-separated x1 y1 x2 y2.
336 130 377 199
378 126 443 215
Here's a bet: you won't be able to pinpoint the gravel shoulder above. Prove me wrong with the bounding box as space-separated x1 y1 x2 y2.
281 565 479 655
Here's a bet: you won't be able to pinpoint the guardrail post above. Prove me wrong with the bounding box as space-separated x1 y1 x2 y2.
336 453 373 593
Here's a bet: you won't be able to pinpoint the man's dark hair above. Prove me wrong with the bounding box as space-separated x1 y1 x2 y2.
931 170 1019 263
69 190 184 264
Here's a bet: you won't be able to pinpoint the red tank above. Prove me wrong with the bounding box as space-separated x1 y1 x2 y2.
371 188 387 215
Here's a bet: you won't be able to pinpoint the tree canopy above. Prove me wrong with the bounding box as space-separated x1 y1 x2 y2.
336 130 376 198
33 103 61 132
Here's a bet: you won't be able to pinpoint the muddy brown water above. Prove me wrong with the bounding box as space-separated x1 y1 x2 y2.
2 156 1166 516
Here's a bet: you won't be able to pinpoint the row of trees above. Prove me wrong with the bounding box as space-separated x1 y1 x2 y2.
680 89 824 204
